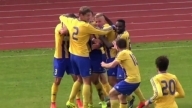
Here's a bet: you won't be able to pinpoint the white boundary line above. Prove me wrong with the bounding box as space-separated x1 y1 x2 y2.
1 6 192 19
0 0 191 7
1 13 192 25
0 45 191 58
1 25 192 32
0 33 191 39
1 1 192 12
0 0 111 7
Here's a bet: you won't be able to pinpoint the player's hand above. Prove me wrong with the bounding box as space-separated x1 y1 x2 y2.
144 100 150 108
101 61 106 67
92 43 100 50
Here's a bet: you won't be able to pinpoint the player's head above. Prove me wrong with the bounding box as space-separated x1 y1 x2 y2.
116 19 126 34
155 56 169 72
95 13 113 28
79 6 93 22
116 38 127 51
65 13 78 18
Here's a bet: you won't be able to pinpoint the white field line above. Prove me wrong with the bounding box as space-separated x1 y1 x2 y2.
1 1 192 13
1 13 192 25
0 0 111 7
0 45 192 58
1 6 192 19
0 40 54 45
1 25 192 32
0 0 191 7
0 33 192 45
1 32 192 39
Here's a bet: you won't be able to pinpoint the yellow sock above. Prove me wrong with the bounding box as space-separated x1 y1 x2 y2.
102 83 111 95
110 100 119 108
89 84 93 105
75 89 81 99
95 82 105 101
134 87 145 102
120 103 127 108
126 95 133 101
51 83 59 102
68 81 82 103
82 84 91 108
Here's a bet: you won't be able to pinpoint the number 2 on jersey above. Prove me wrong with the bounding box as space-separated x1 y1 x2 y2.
130 54 138 66
72 27 79 40
161 79 176 95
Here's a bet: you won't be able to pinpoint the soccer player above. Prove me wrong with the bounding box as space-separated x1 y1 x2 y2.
101 38 141 108
144 56 185 108
115 19 146 108
50 13 83 108
95 13 118 87
59 6 115 108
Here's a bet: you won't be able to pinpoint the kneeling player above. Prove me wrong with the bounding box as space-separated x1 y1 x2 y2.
144 56 185 108
101 39 141 108
50 14 82 108
115 19 146 108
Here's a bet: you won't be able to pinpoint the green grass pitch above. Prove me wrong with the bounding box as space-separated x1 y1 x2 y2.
0 41 192 108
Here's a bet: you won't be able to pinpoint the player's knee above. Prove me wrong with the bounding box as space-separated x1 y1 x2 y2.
108 76 117 86
76 75 83 83
54 78 62 85
118 94 127 103
82 76 91 85
71 74 77 81
109 88 118 100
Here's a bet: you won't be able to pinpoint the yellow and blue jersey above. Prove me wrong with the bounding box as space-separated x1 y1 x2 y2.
54 23 70 59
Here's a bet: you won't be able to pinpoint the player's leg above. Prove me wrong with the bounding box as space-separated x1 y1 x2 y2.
117 66 135 108
106 58 118 87
50 58 66 108
66 55 83 108
66 58 83 108
74 55 92 108
113 80 140 108
134 87 145 108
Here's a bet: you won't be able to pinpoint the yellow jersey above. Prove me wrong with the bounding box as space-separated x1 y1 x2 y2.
117 31 131 50
115 49 141 83
59 15 112 57
150 73 185 108
103 23 117 59
54 23 69 59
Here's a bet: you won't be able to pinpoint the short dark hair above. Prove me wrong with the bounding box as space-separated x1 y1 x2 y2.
117 19 126 27
155 56 169 71
79 6 92 15
116 38 127 49
65 13 77 18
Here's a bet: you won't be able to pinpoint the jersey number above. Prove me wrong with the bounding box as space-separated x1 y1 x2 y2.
161 79 176 95
72 27 79 40
130 54 138 66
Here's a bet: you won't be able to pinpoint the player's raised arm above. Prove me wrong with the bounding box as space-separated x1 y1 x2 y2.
174 76 185 98
149 77 163 103
86 24 115 35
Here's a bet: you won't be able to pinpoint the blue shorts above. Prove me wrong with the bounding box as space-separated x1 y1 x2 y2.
90 50 105 73
106 58 117 76
53 58 73 77
117 65 126 80
114 80 140 95
70 53 91 77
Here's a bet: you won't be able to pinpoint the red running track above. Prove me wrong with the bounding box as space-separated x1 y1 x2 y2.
0 0 192 50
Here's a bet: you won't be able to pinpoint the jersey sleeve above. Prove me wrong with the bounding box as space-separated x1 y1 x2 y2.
59 15 73 29
85 24 112 35
149 76 163 102
174 76 185 98
115 51 126 63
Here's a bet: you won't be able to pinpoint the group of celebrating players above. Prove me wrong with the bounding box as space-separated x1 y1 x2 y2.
50 6 185 108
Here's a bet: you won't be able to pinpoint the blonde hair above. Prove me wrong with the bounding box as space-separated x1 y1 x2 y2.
95 13 113 25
